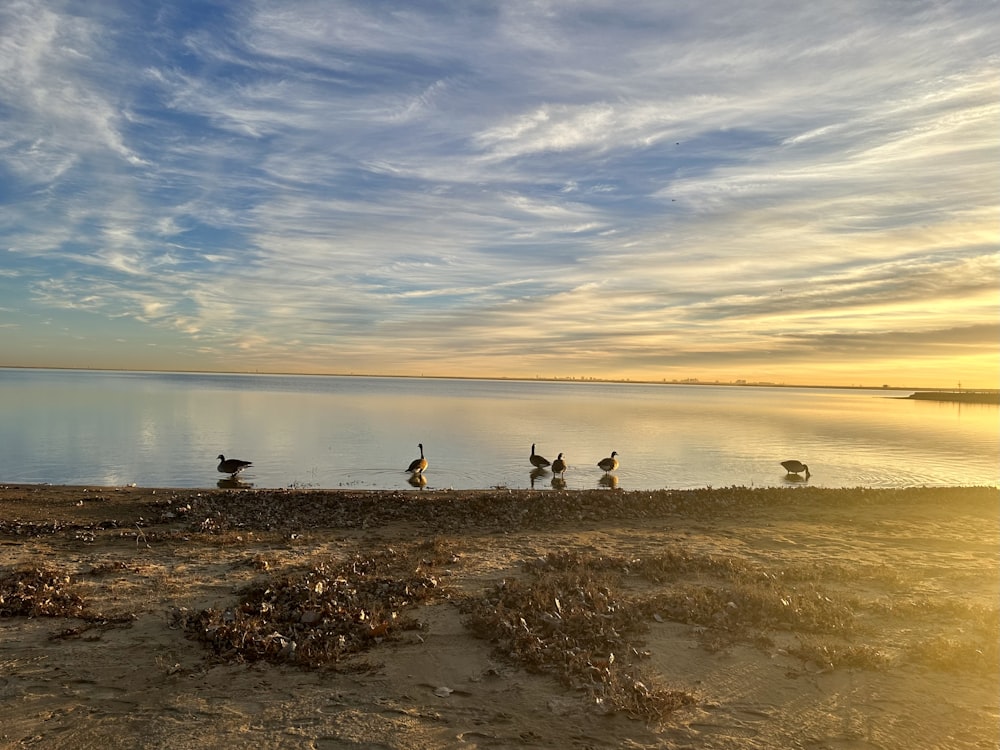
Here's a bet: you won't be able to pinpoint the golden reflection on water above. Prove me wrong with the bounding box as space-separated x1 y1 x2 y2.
1 371 997 490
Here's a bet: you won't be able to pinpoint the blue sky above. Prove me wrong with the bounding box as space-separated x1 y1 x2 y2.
1 1 997 387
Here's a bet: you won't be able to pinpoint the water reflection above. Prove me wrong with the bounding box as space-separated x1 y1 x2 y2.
407 473 428 489
781 473 809 485
217 477 253 489
599 474 619 490
1 369 996 490
529 467 548 488
551 476 567 490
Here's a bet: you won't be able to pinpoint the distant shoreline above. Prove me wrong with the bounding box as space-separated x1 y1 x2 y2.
905 390 1000 404
1 365 993 394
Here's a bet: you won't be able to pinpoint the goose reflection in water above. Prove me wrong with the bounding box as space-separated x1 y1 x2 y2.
782 472 809 484
529 467 548 489
551 475 567 490
408 472 428 489
217 476 252 489
598 474 619 490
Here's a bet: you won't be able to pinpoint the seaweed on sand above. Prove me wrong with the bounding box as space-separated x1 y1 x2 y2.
179 542 458 669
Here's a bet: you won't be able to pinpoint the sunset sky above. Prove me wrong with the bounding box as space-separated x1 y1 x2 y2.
1 1 997 388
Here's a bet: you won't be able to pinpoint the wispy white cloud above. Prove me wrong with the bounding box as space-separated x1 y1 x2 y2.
0 0 997 385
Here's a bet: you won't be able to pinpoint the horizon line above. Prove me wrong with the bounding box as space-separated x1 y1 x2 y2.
1 364 994 394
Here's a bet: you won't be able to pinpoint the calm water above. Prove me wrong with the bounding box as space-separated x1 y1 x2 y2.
1 369 997 491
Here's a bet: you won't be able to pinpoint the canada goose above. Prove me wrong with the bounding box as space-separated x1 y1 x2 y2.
217 454 252 476
781 460 809 477
407 443 428 474
551 452 567 477
597 451 619 474
530 443 551 469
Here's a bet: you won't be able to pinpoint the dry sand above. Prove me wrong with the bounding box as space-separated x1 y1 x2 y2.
1 484 997 749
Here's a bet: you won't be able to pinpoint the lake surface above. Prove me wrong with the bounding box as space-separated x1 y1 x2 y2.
1 369 996 491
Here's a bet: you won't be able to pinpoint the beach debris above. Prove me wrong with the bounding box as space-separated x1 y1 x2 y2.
462 551 697 722
0 567 85 618
0 567 136 635
180 542 458 668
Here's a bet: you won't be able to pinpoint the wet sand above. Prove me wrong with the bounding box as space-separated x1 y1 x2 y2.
1 484 997 749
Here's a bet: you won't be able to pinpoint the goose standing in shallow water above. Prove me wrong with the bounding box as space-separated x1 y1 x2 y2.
217 454 252 476
781 460 809 477
551 453 567 477
530 443 551 469
407 443 428 474
597 451 619 474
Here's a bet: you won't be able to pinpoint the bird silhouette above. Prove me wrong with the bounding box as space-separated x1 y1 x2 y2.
530 443 551 469
551 452 567 477
597 451 619 474
217 454 252 476
781 460 810 477
407 443 428 474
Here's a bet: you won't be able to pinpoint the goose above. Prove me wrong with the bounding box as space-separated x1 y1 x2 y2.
217 454 252 476
597 451 619 474
551 452 567 477
530 443 551 469
407 443 428 474
781 460 809 477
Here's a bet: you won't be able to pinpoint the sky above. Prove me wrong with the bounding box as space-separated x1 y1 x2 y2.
1 1 997 388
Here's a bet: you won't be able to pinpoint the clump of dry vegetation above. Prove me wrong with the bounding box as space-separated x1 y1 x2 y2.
0 567 87 618
907 603 999 675
145 486 997 538
463 553 697 723
179 540 459 668
0 566 136 637
787 639 892 670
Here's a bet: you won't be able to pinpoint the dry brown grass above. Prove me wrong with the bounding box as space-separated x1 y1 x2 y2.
787 638 892 670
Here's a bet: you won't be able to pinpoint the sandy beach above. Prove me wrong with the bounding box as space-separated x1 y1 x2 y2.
1 484 997 749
